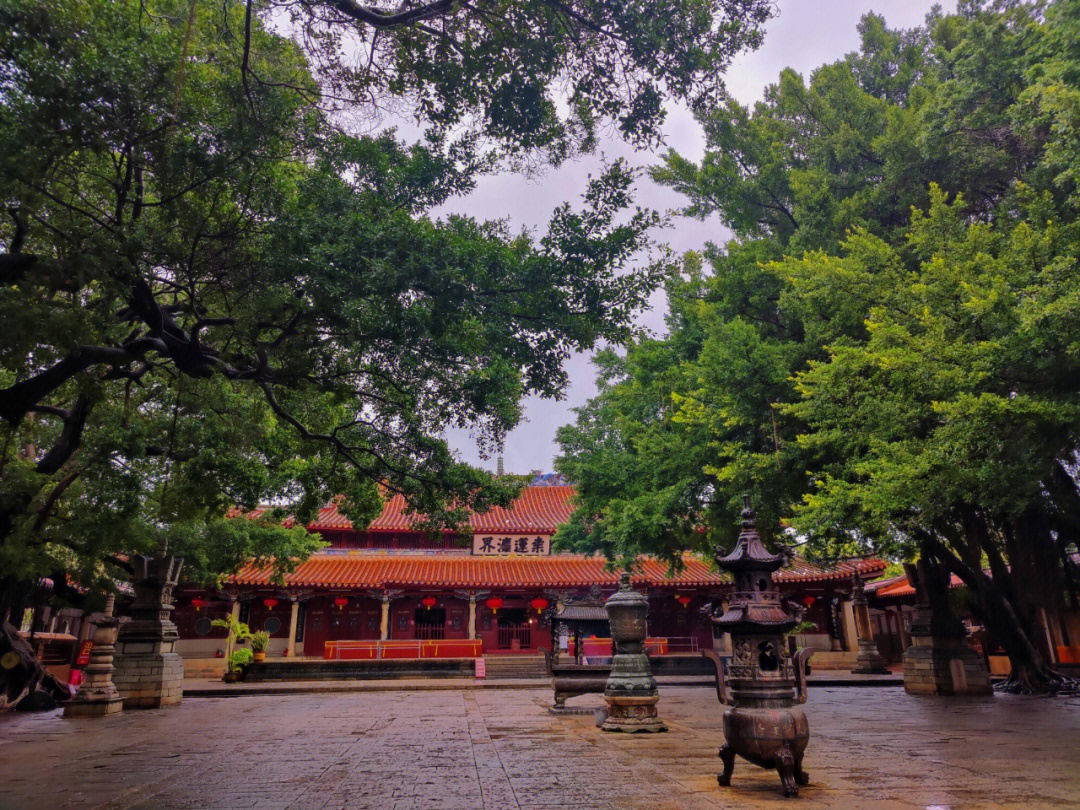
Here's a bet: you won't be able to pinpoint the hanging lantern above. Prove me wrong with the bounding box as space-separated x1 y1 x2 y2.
801 596 816 608
421 596 437 609
191 598 208 611
334 596 349 609
677 595 692 608
485 596 504 613
263 598 279 610
530 597 549 611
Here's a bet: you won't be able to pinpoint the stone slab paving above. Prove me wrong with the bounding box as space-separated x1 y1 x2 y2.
1 687 1078 810
180 672 901 697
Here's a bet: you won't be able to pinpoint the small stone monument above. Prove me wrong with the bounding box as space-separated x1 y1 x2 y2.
850 571 889 674
902 558 991 696
65 594 123 717
113 551 185 708
705 496 812 798
601 572 666 732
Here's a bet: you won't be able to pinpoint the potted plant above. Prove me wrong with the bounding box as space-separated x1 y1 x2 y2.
212 614 251 683
250 631 270 663
230 648 254 680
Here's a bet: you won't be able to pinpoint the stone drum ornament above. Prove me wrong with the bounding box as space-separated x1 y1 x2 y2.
703 496 812 798
601 572 667 732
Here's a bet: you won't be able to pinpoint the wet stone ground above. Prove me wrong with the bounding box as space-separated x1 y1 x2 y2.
1 686 1078 810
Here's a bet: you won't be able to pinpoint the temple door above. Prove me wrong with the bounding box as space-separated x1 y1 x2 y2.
304 602 330 657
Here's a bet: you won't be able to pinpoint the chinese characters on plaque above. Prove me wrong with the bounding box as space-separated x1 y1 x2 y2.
472 534 551 555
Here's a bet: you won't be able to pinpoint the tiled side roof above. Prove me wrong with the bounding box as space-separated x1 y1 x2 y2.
229 553 885 590
775 557 885 584
308 484 578 533
869 572 964 599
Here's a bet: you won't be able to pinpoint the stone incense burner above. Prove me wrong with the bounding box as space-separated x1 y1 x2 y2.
703 496 812 798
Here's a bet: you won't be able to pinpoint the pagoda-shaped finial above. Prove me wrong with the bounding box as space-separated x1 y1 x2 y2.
716 494 786 572
740 493 755 529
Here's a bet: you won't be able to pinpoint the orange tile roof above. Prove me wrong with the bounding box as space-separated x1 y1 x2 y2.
234 484 578 534
311 485 578 533
774 556 885 584
869 572 964 599
229 553 885 590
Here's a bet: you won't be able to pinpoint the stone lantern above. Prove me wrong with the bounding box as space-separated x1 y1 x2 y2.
64 594 123 717
705 496 811 797
601 572 666 732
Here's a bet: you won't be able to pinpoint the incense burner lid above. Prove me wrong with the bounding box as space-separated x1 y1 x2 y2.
714 497 786 573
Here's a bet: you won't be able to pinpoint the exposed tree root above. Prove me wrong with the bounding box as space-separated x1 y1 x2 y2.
996 666 1080 697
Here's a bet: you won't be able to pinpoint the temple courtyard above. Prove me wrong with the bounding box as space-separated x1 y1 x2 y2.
1 686 1078 810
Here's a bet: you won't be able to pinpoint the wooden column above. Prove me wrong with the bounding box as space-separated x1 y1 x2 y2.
894 606 911 651
230 599 241 623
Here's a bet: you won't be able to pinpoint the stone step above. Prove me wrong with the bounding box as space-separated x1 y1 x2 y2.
482 654 550 679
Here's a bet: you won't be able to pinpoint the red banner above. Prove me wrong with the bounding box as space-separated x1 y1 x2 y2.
75 640 93 666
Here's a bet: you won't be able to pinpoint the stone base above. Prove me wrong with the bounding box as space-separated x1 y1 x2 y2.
903 637 992 696
64 697 123 717
548 705 599 716
602 693 667 733
113 651 185 709
852 641 890 674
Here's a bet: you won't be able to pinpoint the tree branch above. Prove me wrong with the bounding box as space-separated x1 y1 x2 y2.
322 0 458 28
36 395 91 476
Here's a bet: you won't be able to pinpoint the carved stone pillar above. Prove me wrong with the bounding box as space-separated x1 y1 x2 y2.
452 590 489 642
286 599 301 657
379 594 391 640
850 572 889 674
112 554 185 709
65 594 123 717
467 594 477 641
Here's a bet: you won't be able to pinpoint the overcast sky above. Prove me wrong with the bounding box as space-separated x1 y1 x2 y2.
440 0 956 475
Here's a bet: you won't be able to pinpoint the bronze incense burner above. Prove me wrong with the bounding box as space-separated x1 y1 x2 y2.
704 496 812 798
601 573 666 732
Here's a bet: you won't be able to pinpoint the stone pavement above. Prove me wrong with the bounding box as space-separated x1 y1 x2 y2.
179 672 901 698
1 686 1078 810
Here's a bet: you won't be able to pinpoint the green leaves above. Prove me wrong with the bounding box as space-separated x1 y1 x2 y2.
557 2 1080 578
282 0 774 161
0 0 668 596
788 185 1080 546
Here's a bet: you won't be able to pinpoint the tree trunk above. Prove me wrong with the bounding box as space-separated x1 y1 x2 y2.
964 564 1077 695
928 533 1079 696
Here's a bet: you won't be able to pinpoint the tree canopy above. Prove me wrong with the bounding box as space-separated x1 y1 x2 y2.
275 0 773 161
556 0 1080 692
0 0 778 614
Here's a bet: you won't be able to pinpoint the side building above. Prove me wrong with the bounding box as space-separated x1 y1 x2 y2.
172 478 886 670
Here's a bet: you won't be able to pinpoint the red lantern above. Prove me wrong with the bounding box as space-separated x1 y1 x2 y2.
191 598 207 611
334 596 349 609
801 596 816 608
677 595 692 608
530 597 549 611
421 596 437 609
263 598 279 610
485 596 504 613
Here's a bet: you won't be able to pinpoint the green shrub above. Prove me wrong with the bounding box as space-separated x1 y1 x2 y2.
230 648 254 669
250 631 270 653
